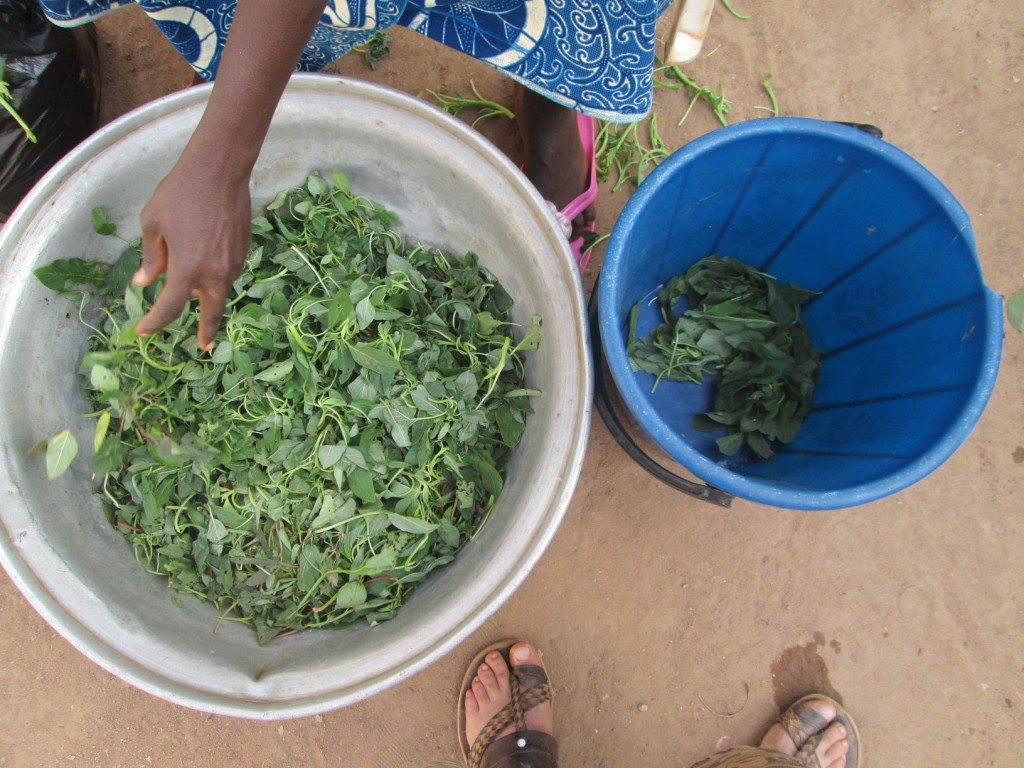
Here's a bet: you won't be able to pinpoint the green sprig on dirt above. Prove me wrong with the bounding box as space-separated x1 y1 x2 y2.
656 63 732 127
421 80 515 126
759 74 780 117
594 115 670 192
719 0 751 20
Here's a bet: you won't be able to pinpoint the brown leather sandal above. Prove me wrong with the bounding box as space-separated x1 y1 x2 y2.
779 694 862 768
458 640 558 768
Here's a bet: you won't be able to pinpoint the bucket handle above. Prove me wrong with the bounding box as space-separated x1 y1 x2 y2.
587 287 734 508
833 121 884 139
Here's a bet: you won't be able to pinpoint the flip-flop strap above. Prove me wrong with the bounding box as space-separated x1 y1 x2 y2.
795 731 827 768
689 746 813 767
468 664 552 768
779 700 829 750
469 706 514 768
797 709 860 768
510 668 552 731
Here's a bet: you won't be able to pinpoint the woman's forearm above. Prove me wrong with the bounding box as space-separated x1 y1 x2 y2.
181 0 328 177
133 1 329 348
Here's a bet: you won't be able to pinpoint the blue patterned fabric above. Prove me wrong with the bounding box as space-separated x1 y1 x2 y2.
37 0 672 121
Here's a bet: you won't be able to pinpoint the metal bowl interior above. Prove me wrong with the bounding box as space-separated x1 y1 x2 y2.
0 74 591 718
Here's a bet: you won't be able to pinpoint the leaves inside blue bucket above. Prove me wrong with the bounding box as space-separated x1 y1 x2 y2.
627 256 820 460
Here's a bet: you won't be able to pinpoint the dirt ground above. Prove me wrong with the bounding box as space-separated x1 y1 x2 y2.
2 2 1023 766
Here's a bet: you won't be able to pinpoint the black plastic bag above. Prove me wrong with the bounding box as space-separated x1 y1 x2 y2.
1 1 100 221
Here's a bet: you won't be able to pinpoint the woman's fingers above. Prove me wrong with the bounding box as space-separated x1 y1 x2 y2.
132 158 252 346
196 283 229 352
135 277 193 338
135 228 169 288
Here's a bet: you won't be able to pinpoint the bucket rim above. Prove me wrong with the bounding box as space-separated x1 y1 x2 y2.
598 117 1003 510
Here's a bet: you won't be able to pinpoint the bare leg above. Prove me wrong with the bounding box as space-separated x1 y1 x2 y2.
515 85 596 239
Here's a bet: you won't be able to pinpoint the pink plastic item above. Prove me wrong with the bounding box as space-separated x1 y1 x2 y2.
562 113 599 270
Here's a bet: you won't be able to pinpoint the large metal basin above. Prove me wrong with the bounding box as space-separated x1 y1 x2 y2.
0 75 591 718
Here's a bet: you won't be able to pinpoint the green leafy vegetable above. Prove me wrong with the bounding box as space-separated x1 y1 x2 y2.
46 430 78 479
91 207 119 237
37 172 541 643
1 59 37 144
580 232 610 261
1008 288 1024 333
594 115 670 192
33 258 108 294
352 31 392 70
759 74 780 117
627 256 819 460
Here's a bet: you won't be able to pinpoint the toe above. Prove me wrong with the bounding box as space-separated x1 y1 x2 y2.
487 651 510 688
818 723 849 766
795 722 848 768
801 698 838 727
471 676 491 707
758 723 797 757
465 688 480 716
818 722 847 751
510 641 540 666
477 659 499 692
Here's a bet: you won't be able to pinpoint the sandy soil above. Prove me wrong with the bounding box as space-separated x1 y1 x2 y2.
2 2 1023 766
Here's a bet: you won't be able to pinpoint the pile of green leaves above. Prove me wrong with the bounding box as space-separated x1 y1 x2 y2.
35 172 541 643
627 256 819 460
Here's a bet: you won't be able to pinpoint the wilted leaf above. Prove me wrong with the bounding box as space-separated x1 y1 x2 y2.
46 430 78 479
1008 289 1024 333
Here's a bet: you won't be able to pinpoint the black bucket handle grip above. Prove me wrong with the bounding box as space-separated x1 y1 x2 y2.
587 287 734 508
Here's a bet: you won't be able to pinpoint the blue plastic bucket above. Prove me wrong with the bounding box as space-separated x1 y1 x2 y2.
599 118 1003 510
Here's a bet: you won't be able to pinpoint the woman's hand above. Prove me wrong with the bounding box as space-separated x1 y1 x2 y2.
135 157 252 351
130 0 327 350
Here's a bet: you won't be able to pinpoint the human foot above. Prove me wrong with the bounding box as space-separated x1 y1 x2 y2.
759 696 859 768
515 86 597 242
460 641 556 768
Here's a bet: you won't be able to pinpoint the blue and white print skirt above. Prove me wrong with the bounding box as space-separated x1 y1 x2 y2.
39 0 674 121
